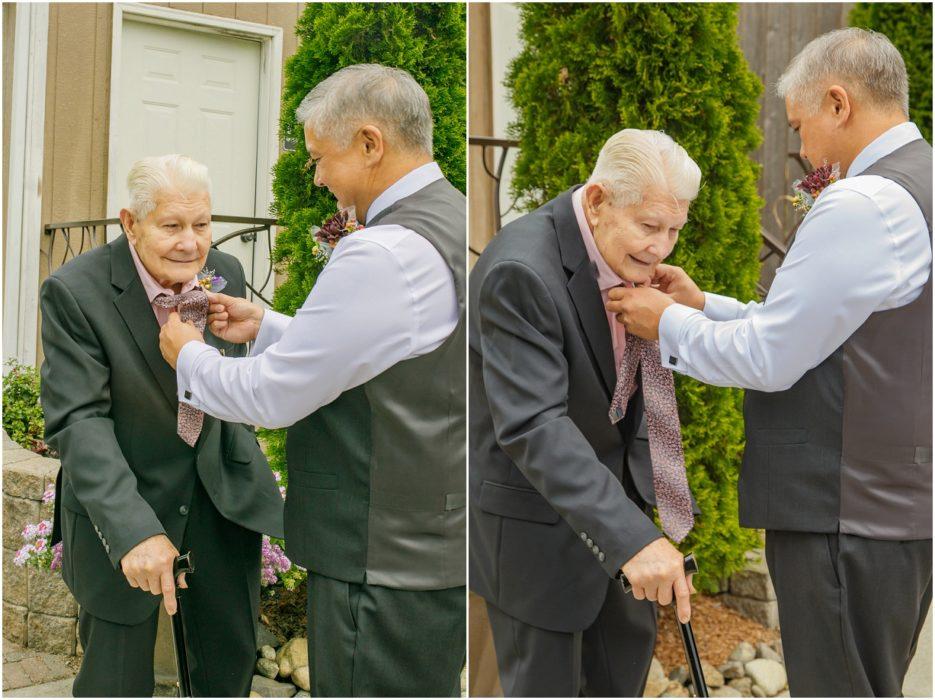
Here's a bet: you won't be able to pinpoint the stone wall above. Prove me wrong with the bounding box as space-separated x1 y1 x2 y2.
2 431 78 654
722 549 779 629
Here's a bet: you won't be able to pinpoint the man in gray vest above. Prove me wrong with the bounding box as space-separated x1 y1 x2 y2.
160 64 466 696
608 29 931 696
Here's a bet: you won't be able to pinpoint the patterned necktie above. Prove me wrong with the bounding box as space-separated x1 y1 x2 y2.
608 334 694 542
153 289 209 448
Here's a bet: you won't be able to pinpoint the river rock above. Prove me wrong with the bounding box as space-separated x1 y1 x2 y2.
643 657 668 697
701 661 724 688
260 645 277 661
755 642 783 663
663 680 690 697
276 637 309 679
250 674 297 698
711 687 743 698
745 659 787 696
719 661 746 680
729 642 756 664
256 657 279 679
292 666 310 692
751 684 766 698
728 677 753 695
256 623 280 651
669 666 689 685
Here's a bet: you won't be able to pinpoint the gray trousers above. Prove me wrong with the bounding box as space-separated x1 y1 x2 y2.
765 530 932 697
72 478 261 697
485 578 656 697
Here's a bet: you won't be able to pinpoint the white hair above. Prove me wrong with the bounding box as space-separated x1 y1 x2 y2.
586 129 701 207
776 28 909 116
126 154 211 220
295 64 433 155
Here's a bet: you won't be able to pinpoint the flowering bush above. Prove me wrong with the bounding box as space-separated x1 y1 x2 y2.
2 360 51 455
14 484 63 572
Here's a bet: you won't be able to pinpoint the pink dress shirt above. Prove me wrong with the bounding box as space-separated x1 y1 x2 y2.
128 242 200 327
572 187 630 369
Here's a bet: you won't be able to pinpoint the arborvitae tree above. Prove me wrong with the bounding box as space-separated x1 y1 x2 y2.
506 3 763 590
259 3 466 482
850 2 932 143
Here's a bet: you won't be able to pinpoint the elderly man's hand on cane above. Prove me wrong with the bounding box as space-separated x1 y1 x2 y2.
120 534 189 615
620 538 697 623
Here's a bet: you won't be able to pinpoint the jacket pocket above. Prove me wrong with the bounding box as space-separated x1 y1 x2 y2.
479 480 560 524
225 426 260 464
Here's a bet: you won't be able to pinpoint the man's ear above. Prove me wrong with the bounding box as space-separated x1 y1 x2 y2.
358 125 385 162
827 85 851 125
584 183 608 217
119 209 138 243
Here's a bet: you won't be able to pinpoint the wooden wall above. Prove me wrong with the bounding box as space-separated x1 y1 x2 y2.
468 3 494 268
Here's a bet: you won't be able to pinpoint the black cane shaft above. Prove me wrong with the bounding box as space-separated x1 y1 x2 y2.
679 620 709 697
171 605 193 697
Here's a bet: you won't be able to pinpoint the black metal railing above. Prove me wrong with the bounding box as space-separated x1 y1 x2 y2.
468 135 805 297
43 216 278 306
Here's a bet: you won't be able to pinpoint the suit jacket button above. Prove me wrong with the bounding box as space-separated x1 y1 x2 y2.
179 505 189 516
598 552 605 562
586 538 594 547
592 545 599 555
580 532 588 541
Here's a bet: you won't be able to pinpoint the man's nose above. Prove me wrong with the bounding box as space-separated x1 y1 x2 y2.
313 168 324 188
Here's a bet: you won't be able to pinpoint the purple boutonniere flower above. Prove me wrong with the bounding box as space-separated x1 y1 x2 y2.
791 161 841 213
197 267 227 293
311 209 363 260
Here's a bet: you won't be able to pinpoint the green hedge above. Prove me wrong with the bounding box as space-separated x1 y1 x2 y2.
850 2 932 143
506 3 763 590
258 3 466 482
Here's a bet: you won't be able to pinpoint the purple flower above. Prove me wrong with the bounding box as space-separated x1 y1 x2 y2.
13 545 32 567
50 542 63 572
279 486 287 500
315 209 363 249
791 162 840 213
34 538 47 553
21 523 38 541
36 520 52 537
42 485 56 504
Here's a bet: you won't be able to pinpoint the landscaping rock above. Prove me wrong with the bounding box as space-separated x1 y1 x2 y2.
260 645 277 661
712 687 743 698
250 674 297 698
722 595 780 629
663 680 689 697
276 637 308 679
770 639 784 661
744 659 787 697
256 623 280 651
292 666 310 692
701 661 724 688
751 684 766 698
28 567 78 617
26 611 76 655
729 554 776 601
3 548 28 606
256 657 279 679
729 642 756 664
250 692 261 698
755 642 783 664
643 657 668 697
3 495 39 551
669 666 689 685
719 661 746 680
728 677 753 695
295 693 310 698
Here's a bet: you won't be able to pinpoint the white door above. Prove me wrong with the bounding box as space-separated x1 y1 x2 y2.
114 18 269 303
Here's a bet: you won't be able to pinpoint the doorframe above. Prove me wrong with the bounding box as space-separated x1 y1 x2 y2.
3 3 49 369
106 3 283 237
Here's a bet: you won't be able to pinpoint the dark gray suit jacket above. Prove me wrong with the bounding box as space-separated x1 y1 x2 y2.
470 187 687 633
41 235 284 625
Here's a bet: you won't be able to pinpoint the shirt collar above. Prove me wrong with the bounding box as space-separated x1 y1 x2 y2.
847 121 923 177
128 239 200 302
572 187 625 292
364 161 444 224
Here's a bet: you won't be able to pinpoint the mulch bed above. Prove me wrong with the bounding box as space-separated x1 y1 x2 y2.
259 580 308 645
653 593 780 670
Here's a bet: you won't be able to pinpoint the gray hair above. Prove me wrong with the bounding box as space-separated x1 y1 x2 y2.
126 154 211 220
776 28 909 115
586 129 701 207
295 64 433 155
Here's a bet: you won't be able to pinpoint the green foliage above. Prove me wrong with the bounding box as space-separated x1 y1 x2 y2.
2 361 47 454
850 2 932 143
506 3 763 590
262 3 466 481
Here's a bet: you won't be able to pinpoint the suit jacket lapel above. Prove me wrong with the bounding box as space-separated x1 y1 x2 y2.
111 236 181 412
554 187 617 398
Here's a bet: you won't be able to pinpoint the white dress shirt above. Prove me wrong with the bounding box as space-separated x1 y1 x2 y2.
175 162 459 428
658 121 931 391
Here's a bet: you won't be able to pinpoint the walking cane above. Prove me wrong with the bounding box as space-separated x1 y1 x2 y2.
170 552 195 698
619 553 709 698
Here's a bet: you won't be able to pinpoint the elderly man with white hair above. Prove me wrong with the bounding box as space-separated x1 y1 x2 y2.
40 154 284 696
469 128 703 696
159 64 466 696
610 28 931 696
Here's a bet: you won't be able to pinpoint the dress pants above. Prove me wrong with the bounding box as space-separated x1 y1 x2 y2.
486 577 657 697
306 571 466 696
72 477 261 697
765 530 932 697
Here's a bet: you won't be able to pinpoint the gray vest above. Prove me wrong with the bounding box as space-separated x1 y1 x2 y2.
739 138 932 540
284 177 466 590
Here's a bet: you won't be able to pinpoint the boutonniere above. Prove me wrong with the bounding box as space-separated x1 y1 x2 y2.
312 208 363 260
197 267 227 292
791 161 841 213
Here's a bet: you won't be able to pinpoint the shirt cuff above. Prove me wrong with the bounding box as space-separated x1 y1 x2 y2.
658 303 704 371
252 309 291 355
176 341 220 406
702 292 742 322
